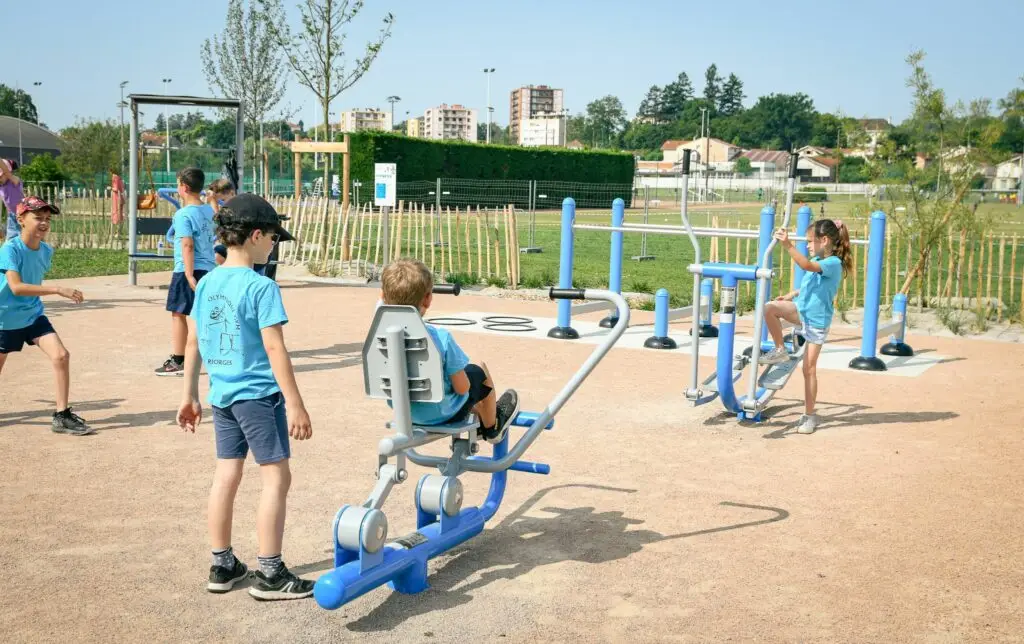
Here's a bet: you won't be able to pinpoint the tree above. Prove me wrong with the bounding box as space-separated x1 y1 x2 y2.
585 95 628 147
16 154 67 183
703 64 722 108
0 85 38 124
741 93 817 150
476 122 506 144
260 0 394 189
718 73 745 116
882 50 997 299
734 155 753 176
154 113 167 133
637 85 664 121
202 0 289 176
58 119 123 181
661 72 694 121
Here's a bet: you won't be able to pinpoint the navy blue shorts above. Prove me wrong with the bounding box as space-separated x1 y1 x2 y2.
212 392 290 464
165 270 209 315
445 364 492 423
0 315 56 354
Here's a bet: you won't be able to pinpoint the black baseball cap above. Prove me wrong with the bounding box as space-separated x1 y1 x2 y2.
218 193 294 242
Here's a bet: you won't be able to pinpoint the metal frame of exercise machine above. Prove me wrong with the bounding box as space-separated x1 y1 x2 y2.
126 94 244 285
314 284 630 611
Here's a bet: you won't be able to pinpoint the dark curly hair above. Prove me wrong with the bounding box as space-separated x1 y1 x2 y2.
214 209 274 247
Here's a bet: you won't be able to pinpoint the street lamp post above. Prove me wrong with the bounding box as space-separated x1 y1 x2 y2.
483 68 495 143
119 81 129 176
162 78 172 173
386 96 401 133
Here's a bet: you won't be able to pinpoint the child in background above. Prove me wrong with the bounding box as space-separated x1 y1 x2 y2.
0 159 25 242
379 259 520 443
207 178 235 267
0 196 92 435
759 219 852 434
155 168 217 376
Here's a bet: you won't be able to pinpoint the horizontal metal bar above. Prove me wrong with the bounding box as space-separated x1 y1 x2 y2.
578 222 869 245
876 321 901 339
129 93 241 108
570 301 614 315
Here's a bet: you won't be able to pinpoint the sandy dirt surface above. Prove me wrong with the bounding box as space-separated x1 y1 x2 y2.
2 270 1024 643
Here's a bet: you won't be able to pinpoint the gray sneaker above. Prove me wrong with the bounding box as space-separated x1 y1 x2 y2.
797 414 818 434
759 346 790 365
52 408 95 436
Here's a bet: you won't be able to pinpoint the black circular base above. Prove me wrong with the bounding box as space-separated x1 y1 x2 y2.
849 356 887 371
689 325 719 338
742 345 752 358
599 315 619 329
644 336 678 350
880 342 914 357
547 326 579 340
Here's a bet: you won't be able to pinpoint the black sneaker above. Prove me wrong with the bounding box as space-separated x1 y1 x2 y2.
248 564 315 601
207 557 249 593
51 408 95 436
484 389 520 445
154 357 184 377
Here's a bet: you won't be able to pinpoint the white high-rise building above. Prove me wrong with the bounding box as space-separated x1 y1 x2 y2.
423 104 478 142
519 113 567 147
509 85 564 145
339 108 393 133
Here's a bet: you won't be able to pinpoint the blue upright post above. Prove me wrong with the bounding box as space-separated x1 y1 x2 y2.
693 278 718 337
548 198 579 339
791 204 813 290
644 288 677 349
757 205 776 346
600 198 625 328
715 274 743 415
850 210 887 371
881 293 914 356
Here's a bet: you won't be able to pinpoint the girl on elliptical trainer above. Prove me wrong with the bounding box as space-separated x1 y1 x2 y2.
759 219 852 434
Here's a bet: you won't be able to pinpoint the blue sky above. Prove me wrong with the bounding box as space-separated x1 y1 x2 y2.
9 0 1024 131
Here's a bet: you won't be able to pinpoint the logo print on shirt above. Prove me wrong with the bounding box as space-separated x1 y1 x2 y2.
202 294 241 361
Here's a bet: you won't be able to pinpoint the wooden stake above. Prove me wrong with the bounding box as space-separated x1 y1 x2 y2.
455 208 464 273
478 207 487 277
985 233 994 311
372 205 383 269
997 235 1006 321
445 206 454 277
1009 234 1018 321
429 206 437 273
465 207 473 277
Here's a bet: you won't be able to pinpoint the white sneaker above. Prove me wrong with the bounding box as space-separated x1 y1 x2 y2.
759 346 790 365
797 414 818 434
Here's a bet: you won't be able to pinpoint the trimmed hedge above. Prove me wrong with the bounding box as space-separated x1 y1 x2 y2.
797 186 828 202
348 132 634 208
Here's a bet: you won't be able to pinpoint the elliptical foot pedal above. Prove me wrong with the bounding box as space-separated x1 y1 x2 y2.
392 531 429 549
758 356 802 390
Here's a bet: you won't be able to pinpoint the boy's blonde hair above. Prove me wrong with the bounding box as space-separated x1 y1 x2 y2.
381 259 433 307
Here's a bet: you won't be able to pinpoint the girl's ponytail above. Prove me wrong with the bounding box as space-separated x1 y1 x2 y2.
814 218 854 277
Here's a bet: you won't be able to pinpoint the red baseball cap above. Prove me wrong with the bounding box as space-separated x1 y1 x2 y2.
16 196 61 217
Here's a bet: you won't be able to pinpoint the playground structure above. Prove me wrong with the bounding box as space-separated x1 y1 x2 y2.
126 94 245 286
313 284 630 611
290 137 351 208
549 150 914 421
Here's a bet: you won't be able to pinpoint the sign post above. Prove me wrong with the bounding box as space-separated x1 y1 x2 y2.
374 163 397 265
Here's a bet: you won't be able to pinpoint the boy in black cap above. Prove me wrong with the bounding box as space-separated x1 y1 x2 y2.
176 193 315 600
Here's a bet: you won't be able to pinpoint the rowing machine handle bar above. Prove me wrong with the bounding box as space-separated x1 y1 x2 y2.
549 288 586 300
789 151 799 178
432 284 461 296
681 149 691 175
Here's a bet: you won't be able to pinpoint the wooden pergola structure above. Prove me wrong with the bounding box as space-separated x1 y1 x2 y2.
291 134 351 209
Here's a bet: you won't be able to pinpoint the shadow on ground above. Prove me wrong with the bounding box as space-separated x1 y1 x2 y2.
698 398 960 438
291 483 788 631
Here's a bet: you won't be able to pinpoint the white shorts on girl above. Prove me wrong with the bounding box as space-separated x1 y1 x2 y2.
795 321 829 345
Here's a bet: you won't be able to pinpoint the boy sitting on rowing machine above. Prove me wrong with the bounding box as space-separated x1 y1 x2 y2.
379 259 519 443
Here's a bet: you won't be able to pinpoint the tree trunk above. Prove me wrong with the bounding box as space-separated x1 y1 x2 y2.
897 181 971 295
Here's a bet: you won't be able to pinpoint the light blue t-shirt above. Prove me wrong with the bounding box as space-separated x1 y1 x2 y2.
0 237 52 330
172 204 217 274
795 255 843 329
190 267 288 408
408 324 471 426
